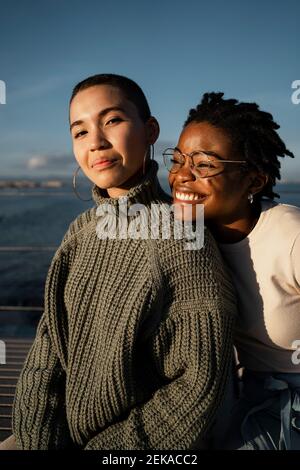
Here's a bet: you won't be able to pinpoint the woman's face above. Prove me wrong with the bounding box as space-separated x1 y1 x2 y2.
169 121 258 224
70 85 158 197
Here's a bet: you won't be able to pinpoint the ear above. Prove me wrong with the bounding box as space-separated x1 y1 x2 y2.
145 116 160 145
249 172 268 196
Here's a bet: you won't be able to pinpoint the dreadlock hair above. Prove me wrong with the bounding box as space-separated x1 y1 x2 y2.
184 92 294 200
70 73 151 123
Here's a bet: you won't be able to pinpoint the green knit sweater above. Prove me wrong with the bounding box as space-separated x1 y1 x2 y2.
12 160 237 450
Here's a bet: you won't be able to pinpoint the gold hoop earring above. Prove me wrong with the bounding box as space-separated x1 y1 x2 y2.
72 166 93 201
150 143 154 160
142 144 155 175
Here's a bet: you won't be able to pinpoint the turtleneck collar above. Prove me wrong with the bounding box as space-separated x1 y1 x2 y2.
91 159 171 208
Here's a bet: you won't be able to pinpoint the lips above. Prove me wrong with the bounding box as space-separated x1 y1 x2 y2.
91 157 118 169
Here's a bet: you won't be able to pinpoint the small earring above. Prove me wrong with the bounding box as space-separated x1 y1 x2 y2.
248 193 254 204
72 166 92 201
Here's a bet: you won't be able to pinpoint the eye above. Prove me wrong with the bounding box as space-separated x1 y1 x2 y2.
106 117 122 125
74 130 87 139
172 152 184 163
195 161 211 169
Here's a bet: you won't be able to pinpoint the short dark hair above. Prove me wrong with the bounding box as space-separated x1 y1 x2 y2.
184 92 294 200
70 73 151 123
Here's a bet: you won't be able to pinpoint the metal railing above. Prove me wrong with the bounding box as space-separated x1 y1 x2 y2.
0 339 33 442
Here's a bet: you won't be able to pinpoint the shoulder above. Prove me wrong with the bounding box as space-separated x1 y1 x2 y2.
156 225 222 270
154 226 235 305
262 199 300 219
59 206 97 252
261 200 300 242
44 206 98 281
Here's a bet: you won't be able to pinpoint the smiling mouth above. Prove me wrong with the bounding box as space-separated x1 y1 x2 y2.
173 190 208 203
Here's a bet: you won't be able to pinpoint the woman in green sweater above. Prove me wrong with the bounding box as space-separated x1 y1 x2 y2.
11 75 237 450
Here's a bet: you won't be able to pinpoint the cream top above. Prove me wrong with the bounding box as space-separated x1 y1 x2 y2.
219 200 300 372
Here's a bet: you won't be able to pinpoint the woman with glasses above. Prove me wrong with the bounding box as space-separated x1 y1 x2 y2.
8 77 237 450
165 91 300 450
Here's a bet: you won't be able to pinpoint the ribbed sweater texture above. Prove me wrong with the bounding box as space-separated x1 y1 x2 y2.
12 160 237 450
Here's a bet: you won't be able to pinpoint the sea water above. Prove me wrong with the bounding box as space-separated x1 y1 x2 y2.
0 178 299 337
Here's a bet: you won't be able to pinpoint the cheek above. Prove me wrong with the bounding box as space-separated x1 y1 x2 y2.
207 176 247 205
122 125 147 155
169 173 175 187
72 142 87 166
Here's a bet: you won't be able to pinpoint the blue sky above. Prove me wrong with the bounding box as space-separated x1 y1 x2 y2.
0 0 299 181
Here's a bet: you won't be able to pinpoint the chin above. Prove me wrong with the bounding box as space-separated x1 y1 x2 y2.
92 170 127 190
173 202 203 222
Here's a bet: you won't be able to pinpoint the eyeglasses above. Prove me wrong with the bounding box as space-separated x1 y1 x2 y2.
163 148 247 178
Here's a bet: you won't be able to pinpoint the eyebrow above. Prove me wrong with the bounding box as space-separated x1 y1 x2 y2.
70 106 126 131
175 147 225 160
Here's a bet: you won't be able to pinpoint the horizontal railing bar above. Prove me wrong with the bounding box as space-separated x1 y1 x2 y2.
4 353 30 356
3 356 28 360
0 306 43 311
4 352 31 355
1 345 33 349
0 339 34 343
6 344 30 354
5 350 30 354
4 349 31 352
2 345 31 349
0 415 11 418
0 404 12 407
0 358 24 371
0 363 27 367
6 346 29 356
0 246 56 252
0 377 18 380
3 341 32 345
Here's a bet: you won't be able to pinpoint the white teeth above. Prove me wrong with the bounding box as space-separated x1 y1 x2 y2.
175 191 201 201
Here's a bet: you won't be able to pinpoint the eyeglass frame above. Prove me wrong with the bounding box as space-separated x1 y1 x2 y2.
162 147 248 178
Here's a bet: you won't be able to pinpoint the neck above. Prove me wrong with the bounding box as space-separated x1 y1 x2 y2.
107 166 144 198
206 203 261 244
91 159 171 207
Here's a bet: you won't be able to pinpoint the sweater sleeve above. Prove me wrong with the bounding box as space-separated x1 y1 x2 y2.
12 249 75 449
84 230 237 450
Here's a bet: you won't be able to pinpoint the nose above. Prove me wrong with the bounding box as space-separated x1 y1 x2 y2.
174 159 196 183
89 127 110 152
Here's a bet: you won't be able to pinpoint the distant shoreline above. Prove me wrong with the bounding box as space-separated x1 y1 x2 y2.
0 179 64 189
0 178 299 194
